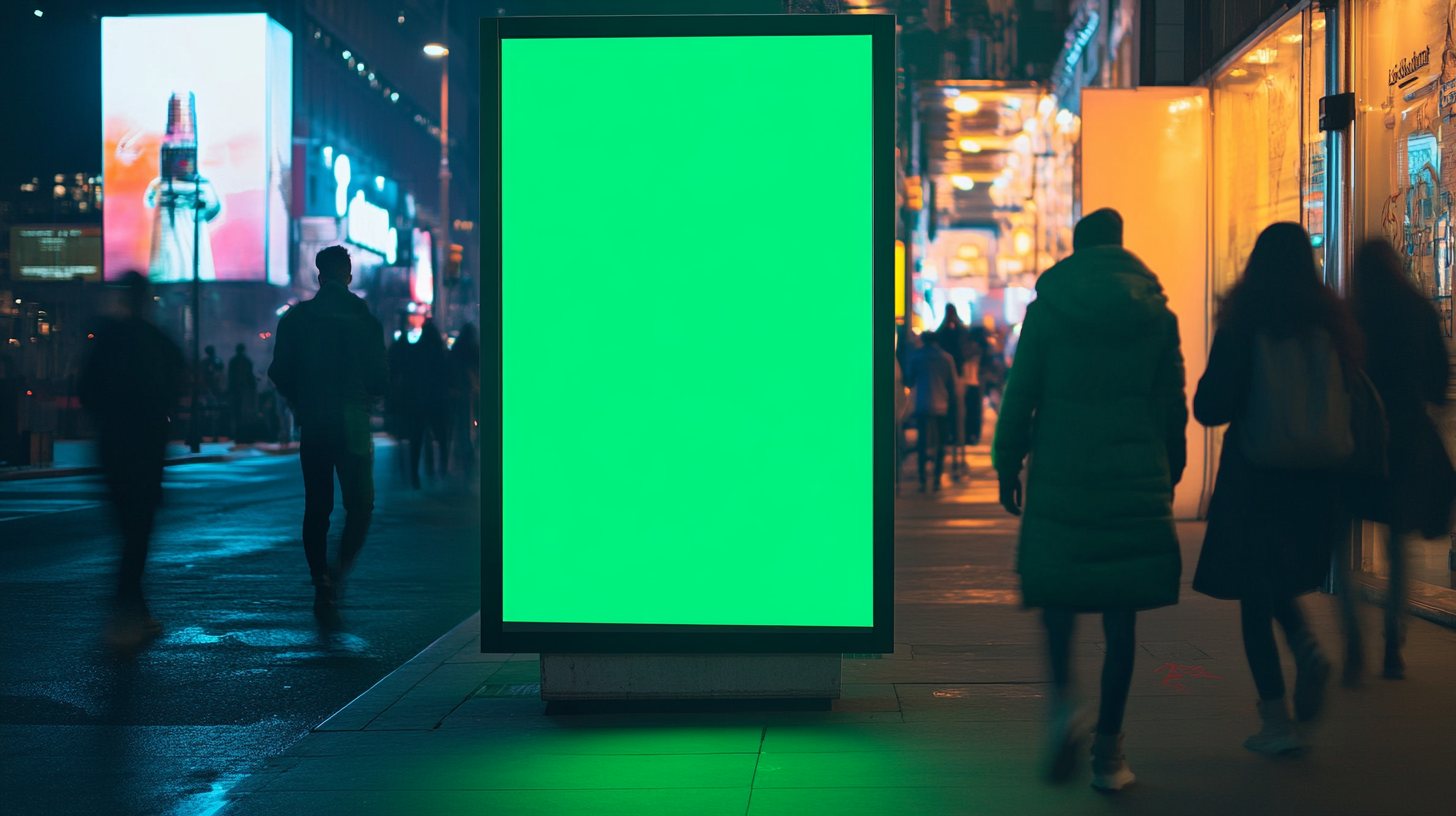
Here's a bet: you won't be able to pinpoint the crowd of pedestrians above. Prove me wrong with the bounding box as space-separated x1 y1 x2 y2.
946 208 1454 790
83 246 480 644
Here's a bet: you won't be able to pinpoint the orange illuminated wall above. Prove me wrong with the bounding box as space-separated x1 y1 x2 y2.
1080 87 1210 519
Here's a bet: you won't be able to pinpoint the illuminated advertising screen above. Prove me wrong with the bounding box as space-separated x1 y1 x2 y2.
10 227 102 282
483 15 895 653
101 14 292 284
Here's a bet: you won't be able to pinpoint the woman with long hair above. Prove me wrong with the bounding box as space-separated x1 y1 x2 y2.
1341 239 1453 682
1192 222 1361 754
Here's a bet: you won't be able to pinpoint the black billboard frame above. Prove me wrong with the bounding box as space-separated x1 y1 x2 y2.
481 13 896 654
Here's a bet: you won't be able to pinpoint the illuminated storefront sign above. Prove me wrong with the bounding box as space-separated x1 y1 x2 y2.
346 190 397 264
10 227 103 281
485 14 895 654
101 14 291 284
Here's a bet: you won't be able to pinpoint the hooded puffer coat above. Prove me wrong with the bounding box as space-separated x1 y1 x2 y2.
992 246 1188 611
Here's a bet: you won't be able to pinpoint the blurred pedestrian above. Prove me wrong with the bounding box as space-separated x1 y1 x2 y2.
200 344 225 439
450 323 481 477
1192 222 1360 754
993 208 1186 791
228 343 257 444
1340 239 1454 682
401 320 451 487
268 246 388 622
80 271 185 651
905 330 957 492
962 326 987 445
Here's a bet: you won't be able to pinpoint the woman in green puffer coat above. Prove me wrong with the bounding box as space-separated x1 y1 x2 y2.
993 208 1188 792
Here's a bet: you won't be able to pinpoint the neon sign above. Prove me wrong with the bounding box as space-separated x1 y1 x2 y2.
346 190 397 263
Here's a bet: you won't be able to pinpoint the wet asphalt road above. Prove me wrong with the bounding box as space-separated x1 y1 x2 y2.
0 439 482 816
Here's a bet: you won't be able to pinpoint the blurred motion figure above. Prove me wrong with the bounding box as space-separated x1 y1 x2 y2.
80 271 185 651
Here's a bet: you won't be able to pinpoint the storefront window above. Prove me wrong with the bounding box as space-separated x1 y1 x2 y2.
1357 0 1456 590
1357 0 1454 337
1211 11 1326 302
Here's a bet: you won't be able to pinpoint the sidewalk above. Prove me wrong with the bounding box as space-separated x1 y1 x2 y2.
0 439 300 481
220 446 1456 816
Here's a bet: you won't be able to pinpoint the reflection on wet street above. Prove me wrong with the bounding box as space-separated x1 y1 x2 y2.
0 441 480 816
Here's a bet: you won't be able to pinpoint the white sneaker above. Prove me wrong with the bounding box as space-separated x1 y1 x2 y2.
1244 698 1305 755
1090 733 1136 791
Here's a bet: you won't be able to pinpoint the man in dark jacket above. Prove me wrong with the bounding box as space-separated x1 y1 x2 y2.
269 246 388 619
80 271 185 651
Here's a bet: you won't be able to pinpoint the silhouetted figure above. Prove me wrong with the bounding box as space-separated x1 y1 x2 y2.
401 320 451 487
450 323 481 476
79 271 185 651
228 343 257 444
993 208 1186 791
268 246 388 622
961 325 987 445
905 330 957 492
1341 239 1454 682
1192 222 1361 755
199 344 224 438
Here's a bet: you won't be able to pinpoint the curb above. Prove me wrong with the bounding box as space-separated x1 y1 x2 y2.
0 447 298 482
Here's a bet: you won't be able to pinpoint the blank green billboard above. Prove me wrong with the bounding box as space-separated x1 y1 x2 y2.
486 15 894 653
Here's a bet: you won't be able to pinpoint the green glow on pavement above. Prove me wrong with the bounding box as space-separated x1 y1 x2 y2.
500 35 874 626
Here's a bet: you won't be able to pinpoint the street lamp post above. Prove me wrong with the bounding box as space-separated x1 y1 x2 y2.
425 15 450 329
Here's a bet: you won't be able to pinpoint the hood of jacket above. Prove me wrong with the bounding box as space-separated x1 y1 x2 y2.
1032 246 1170 336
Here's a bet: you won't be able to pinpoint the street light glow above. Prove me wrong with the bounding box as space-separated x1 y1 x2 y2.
953 96 981 114
423 43 449 57
951 174 975 191
959 139 982 153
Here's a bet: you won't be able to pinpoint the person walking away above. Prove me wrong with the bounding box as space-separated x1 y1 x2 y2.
938 306 973 479
1341 239 1454 682
449 323 481 476
963 326 988 445
905 330 957 492
268 246 388 622
401 320 452 486
200 344 225 439
228 343 258 444
80 271 185 651
993 208 1187 791
1192 222 1359 755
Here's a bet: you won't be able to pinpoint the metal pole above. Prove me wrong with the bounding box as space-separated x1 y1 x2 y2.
189 178 202 453
436 0 451 330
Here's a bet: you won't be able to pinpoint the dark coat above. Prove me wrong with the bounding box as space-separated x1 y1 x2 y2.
1192 326 1346 600
268 282 388 451
1358 289 1454 537
992 246 1187 611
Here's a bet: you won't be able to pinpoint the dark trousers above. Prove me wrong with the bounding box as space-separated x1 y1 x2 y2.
1240 591 1314 700
100 439 165 610
301 430 374 582
1337 527 1406 668
963 384 983 444
1043 607 1137 735
915 413 951 484
407 408 451 480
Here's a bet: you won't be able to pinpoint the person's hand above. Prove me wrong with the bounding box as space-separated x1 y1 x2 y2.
999 476 1022 517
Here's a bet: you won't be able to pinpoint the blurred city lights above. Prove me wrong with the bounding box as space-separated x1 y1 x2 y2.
423 43 449 57
958 139 982 153
951 175 975 191
953 96 981 113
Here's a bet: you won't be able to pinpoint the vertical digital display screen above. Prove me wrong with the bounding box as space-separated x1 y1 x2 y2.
490 18 891 650
101 14 291 284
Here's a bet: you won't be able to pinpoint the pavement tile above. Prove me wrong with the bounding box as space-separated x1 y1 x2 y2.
762 720 1040 754
484 660 542 684
746 786 1111 816
750 748 1038 789
228 787 751 816
263 751 759 791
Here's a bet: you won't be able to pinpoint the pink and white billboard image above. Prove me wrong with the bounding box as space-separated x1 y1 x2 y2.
102 14 292 284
